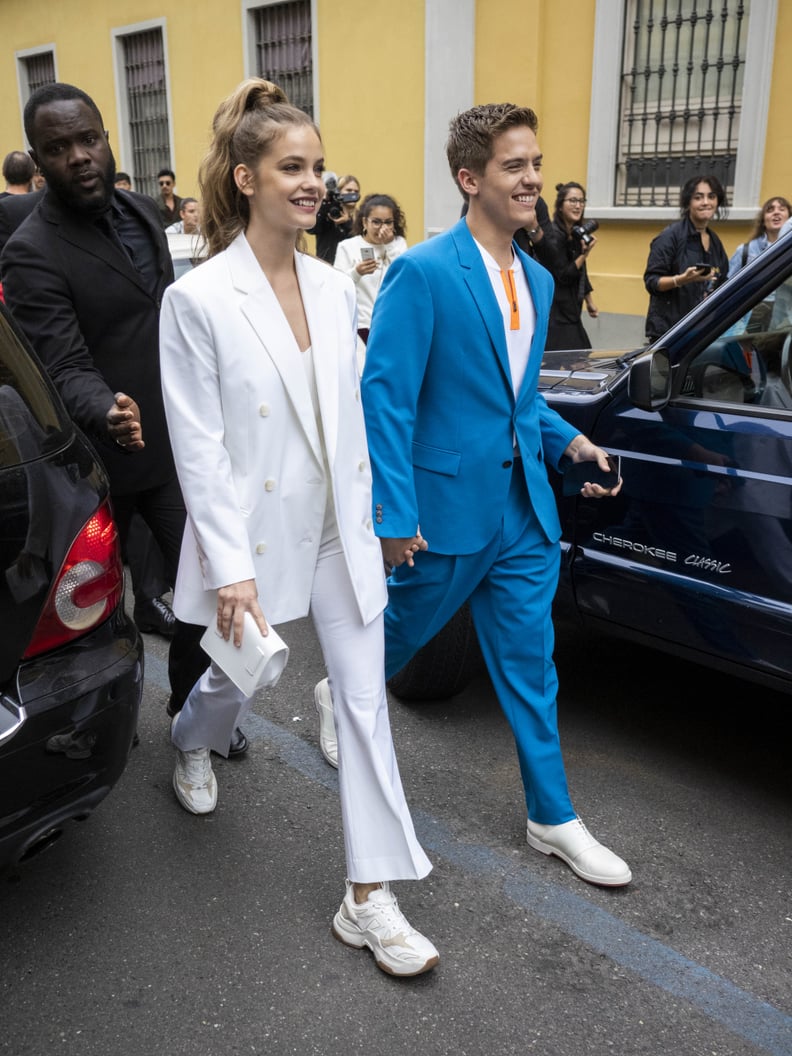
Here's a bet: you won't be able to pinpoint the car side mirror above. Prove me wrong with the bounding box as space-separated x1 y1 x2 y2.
629 349 671 411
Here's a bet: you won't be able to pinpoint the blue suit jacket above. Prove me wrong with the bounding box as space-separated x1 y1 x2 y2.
361 218 579 555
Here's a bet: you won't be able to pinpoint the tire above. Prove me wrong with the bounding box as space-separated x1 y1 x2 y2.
386 603 485 701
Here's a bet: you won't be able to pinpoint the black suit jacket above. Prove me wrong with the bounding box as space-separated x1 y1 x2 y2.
0 190 44 253
0 188 175 494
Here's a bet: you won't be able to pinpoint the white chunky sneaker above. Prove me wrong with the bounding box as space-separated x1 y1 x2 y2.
526 817 631 887
332 881 439 977
314 677 338 769
172 717 217 815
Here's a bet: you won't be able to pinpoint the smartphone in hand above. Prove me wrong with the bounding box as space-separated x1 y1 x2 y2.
562 455 621 496
360 246 375 262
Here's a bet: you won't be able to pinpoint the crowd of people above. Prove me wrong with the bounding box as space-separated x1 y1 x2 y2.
0 77 788 980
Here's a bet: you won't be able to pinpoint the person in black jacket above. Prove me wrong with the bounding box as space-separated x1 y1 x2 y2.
544 181 598 351
0 83 230 746
643 174 729 343
309 172 360 263
0 185 176 640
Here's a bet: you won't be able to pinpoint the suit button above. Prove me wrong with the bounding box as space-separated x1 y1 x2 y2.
264 479 276 492
259 403 270 417
375 503 383 510
502 460 513 468
376 516 383 524
255 542 266 554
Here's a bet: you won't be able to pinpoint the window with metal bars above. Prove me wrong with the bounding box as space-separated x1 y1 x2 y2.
119 28 171 198
251 1 313 117
21 51 55 99
616 0 748 207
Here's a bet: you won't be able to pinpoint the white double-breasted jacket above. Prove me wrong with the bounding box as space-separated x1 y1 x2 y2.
159 232 388 629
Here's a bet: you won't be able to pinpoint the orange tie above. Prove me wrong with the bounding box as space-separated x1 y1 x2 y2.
500 269 520 330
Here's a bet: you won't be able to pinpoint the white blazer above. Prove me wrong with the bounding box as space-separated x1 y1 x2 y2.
159 232 388 628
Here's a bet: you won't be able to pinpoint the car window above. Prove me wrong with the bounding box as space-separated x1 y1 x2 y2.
0 309 71 469
679 274 792 410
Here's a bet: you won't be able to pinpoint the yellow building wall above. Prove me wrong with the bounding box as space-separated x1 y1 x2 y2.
475 0 787 320
314 0 425 247
1 0 788 323
0 0 245 199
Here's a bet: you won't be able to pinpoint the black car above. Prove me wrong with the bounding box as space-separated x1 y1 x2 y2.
0 301 142 868
389 231 792 700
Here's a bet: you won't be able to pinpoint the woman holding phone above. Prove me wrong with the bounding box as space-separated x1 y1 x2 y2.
643 174 729 343
334 193 407 370
159 78 438 977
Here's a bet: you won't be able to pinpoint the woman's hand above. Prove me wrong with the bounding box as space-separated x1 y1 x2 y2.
585 298 599 318
356 257 379 276
576 237 596 267
679 265 714 285
216 579 269 647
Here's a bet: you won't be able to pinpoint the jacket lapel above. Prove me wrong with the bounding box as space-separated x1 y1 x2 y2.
452 220 513 391
230 234 324 465
43 192 151 297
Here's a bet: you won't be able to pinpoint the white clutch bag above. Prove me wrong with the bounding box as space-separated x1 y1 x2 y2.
200 612 289 696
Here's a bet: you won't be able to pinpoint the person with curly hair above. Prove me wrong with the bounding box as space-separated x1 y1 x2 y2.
334 193 408 370
644 173 729 343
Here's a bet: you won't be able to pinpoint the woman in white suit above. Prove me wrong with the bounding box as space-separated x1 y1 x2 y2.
158 79 438 977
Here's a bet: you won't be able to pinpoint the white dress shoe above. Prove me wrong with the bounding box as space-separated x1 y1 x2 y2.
526 817 631 886
314 677 338 769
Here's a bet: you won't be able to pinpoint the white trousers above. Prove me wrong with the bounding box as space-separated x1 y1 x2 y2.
172 521 431 884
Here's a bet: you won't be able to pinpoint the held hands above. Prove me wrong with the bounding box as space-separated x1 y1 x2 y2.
216 579 269 647
380 532 428 571
106 391 144 450
563 434 623 498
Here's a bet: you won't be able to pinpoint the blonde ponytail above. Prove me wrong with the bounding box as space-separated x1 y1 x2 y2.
199 78 318 257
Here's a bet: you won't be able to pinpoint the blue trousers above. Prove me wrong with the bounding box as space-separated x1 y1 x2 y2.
384 465 576 826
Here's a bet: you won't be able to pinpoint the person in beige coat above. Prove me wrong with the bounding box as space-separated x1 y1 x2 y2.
158 78 438 977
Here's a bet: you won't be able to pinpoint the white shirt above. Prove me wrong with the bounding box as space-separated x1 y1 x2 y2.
474 240 536 398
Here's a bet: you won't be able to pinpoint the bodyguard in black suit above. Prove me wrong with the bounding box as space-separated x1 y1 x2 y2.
0 185 176 640
0 83 222 738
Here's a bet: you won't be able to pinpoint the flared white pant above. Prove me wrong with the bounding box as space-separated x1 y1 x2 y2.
172 517 431 884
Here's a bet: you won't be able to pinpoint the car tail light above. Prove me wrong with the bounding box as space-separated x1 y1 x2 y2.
23 499 124 658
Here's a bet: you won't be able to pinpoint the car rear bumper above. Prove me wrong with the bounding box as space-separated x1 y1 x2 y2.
0 610 143 868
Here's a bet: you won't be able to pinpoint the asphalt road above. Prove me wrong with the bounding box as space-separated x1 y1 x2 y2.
2 609 790 1056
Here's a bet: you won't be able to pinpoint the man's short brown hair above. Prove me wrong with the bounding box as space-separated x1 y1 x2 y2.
446 103 539 197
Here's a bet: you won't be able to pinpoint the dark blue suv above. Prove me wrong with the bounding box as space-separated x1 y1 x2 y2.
388 231 792 700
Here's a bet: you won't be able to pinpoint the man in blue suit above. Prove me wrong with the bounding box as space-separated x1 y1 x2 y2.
316 102 631 886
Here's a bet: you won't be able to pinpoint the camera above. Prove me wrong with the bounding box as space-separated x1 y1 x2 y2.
571 219 599 246
324 176 360 221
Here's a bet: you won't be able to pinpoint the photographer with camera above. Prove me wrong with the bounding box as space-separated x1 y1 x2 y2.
309 172 360 263
545 181 599 351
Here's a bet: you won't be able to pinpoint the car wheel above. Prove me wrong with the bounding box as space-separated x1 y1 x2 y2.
386 603 485 701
